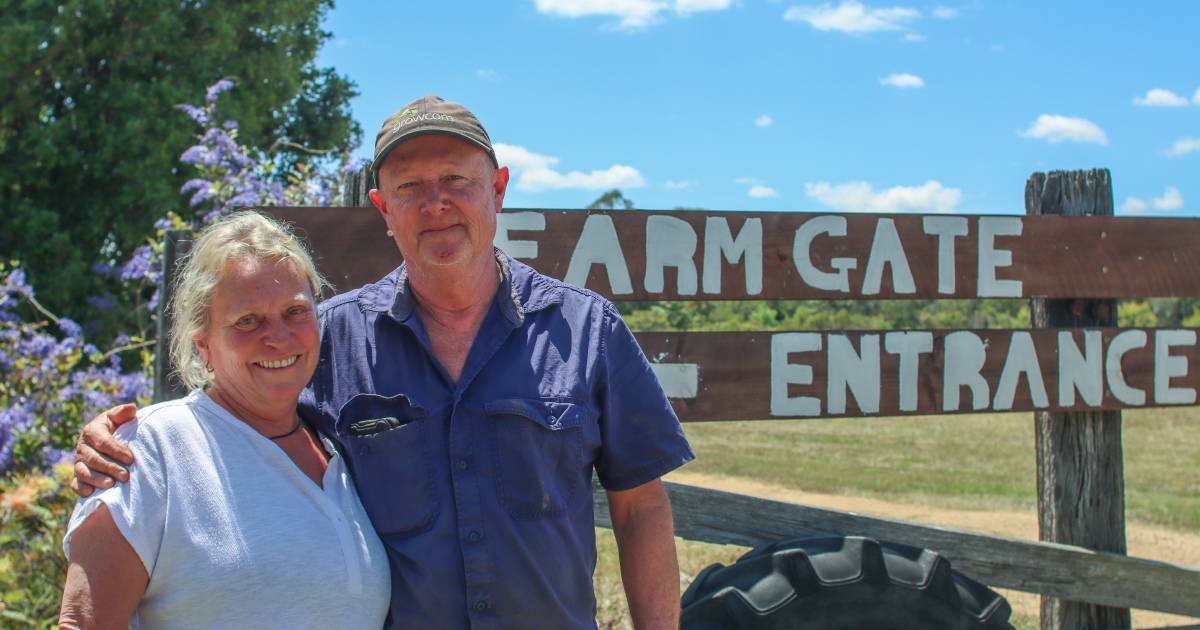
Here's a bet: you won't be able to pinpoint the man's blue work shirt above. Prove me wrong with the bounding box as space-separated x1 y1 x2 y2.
300 251 694 629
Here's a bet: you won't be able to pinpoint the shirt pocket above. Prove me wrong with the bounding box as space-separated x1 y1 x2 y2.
339 392 440 537
485 398 592 521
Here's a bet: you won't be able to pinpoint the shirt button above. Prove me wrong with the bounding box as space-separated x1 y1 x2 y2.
472 600 489 612
547 414 558 425
466 530 482 543
456 459 469 471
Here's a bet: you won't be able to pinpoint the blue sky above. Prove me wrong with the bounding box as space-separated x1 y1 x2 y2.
317 1 1198 217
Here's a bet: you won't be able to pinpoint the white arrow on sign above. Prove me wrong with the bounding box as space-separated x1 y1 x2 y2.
650 363 699 399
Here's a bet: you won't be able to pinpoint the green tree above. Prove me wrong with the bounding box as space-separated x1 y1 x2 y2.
587 189 635 210
0 0 359 322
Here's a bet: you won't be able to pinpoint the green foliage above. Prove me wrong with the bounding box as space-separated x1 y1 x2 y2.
0 0 360 326
622 299 1031 333
1118 300 1158 327
587 189 635 210
0 465 75 627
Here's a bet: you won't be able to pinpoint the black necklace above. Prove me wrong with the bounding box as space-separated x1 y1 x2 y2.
266 416 304 440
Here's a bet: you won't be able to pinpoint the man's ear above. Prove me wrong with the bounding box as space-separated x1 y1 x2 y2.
492 166 510 210
368 189 387 217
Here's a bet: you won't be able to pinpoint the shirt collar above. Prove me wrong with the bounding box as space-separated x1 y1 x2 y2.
358 248 542 327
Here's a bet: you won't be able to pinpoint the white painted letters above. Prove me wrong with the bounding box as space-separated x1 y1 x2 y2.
564 214 633 294
922 216 968 295
827 334 881 414
1154 330 1197 404
861 219 916 295
793 216 857 292
1106 330 1147 406
885 332 934 412
770 333 822 416
977 217 1023 298
703 217 763 295
993 332 1049 410
644 215 698 295
493 212 546 260
943 332 990 411
1058 331 1103 407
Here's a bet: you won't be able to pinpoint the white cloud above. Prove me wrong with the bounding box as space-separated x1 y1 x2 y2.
494 143 645 192
495 143 559 171
804 180 962 213
1121 187 1185 213
675 0 731 15
1194 87 1200 105
754 114 774 127
735 176 761 185
784 1 919 33
1119 197 1148 213
534 0 728 29
1154 187 1184 211
476 69 501 81
880 72 924 88
1133 88 1189 107
902 32 926 42
748 185 780 198
1167 137 1200 157
931 6 957 18
664 179 696 190
1019 114 1108 145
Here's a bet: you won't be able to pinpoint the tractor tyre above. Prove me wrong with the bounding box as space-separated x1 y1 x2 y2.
680 536 1014 629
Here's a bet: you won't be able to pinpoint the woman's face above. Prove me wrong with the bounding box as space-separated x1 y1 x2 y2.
194 257 319 420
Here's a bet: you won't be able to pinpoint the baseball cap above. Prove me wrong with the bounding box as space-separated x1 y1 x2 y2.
371 95 498 184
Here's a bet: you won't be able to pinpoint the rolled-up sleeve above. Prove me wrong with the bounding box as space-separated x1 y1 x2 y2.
593 306 695 491
63 420 167 577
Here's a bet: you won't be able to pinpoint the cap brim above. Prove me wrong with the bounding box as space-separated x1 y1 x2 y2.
371 129 499 185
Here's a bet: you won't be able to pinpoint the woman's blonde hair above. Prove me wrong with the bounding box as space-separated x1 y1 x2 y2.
168 210 328 390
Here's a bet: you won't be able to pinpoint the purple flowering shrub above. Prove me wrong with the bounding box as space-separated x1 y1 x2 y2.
0 264 151 473
0 80 352 476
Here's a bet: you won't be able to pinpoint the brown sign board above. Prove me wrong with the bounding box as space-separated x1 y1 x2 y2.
264 207 1200 300
635 328 1200 421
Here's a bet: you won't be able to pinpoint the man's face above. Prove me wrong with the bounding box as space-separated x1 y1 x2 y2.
369 135 508 273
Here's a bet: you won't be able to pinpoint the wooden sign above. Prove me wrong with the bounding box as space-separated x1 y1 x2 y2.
264 207 1200 300
636 327 1200 421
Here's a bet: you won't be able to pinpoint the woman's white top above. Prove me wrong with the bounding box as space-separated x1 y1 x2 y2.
63 390 391 629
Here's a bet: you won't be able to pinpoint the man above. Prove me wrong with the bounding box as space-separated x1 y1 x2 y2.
74 95 694 629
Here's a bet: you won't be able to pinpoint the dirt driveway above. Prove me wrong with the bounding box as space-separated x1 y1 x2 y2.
666 470 1200 629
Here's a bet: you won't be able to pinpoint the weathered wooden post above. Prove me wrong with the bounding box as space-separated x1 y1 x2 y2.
1026 169 1130 630
151 229 192 404
341 163 372 208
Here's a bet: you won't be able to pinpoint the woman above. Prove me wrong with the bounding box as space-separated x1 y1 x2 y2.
59 211 390 628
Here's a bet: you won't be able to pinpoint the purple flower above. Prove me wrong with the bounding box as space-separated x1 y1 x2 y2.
178 103 210 126
223 120 238 131
57 317 82 339
180 145 209 165
86 292 115 312
205 79 235 103
120 245 155 281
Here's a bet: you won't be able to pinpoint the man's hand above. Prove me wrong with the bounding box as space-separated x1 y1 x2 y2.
71 404 139 497
607 479 680 630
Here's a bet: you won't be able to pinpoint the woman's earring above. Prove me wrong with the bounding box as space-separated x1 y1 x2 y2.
386 229 394 237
